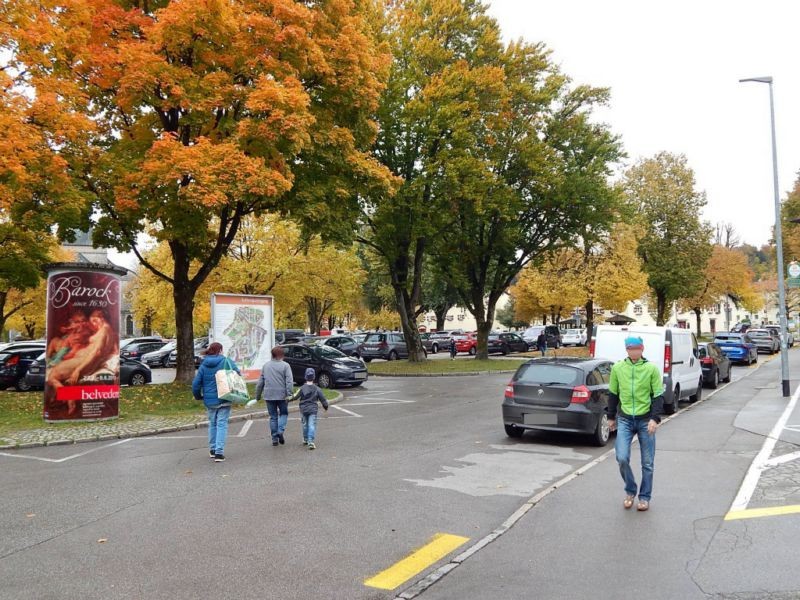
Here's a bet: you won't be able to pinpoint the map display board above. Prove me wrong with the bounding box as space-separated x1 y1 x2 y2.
210 294 274 382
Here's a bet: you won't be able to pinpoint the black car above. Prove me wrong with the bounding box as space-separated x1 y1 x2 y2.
281 343 367 388
0 347 44 391
141 340 177 367
275 329 307 344
314 335 362 358
488 332 529 354
502 357 614 446
168 337 210 367
121 340 168 361
23 354 152 388
698 343 732 389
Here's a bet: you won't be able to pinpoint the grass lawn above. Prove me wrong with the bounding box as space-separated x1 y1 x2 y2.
368 357 527 375
0 382 337 438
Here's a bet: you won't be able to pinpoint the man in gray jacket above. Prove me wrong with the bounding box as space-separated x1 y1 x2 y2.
255 346 294 446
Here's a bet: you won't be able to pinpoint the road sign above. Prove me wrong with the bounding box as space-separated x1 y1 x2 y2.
788 262 800 278
788 277 800 289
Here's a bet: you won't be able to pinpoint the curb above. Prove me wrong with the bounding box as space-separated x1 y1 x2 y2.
0 391 344 450
369 370 517 378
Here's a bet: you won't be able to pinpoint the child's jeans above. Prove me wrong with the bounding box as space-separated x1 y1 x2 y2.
301 412 317 443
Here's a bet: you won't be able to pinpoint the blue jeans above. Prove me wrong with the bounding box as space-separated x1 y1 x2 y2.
301 413 317 443
540 344 547 356
615 416 656 501
207 405 231 454
266 400 288 441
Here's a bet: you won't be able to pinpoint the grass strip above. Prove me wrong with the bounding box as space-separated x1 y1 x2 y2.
0 382 336 438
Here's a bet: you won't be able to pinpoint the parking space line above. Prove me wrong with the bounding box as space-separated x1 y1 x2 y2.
727 384 800 515
330 405 363 418
725 504 800 521
238 419 254 437
340 400 416 407
0 439 132 463
364 533 469 590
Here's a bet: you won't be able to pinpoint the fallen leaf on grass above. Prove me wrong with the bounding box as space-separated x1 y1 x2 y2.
97 538 107 544
184 470 193 475
26 513 35 518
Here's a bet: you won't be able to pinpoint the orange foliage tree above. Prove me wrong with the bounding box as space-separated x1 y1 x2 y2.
2 0 393 380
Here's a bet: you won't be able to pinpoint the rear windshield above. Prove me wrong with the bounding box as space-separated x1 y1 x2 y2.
364 333 385 343
698 346 708 358
714 334 740 342
514 363 582 386
748 330 770 338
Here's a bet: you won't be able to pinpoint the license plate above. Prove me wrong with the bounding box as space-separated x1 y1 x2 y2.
354 372 367 379
524 412 557 425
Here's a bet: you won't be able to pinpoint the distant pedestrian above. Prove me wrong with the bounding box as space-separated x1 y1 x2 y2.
193 342 240 462
291 368 329 450
608 335 664 512
449 336 457 360
255 346 294 446
536 332 547 356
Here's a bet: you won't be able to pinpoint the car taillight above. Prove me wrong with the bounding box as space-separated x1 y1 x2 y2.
378 342 388 349
5 355 20 367
504 380 514 399
664 343 672 374
571 385 591 404
589 339 595 357
700 357 713 365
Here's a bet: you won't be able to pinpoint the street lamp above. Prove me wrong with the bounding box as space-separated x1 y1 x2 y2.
740 76 790 397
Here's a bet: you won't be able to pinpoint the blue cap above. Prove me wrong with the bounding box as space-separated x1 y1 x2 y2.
624 335 644 348
304 367 316 381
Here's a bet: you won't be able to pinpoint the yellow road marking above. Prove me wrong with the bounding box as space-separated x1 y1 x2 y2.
725 504 800 520
364 533 469 590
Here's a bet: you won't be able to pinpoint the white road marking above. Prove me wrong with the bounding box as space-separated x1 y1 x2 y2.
340 400 416 407
729 384 800 512
0 439 132 463
764 450 800 468
331 405 363 418
238 419 254 437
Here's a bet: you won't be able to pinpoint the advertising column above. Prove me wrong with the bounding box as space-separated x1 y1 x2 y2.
43 263 127 422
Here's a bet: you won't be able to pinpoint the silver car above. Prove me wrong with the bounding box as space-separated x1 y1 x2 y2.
764 325 794 348
747 328 780 354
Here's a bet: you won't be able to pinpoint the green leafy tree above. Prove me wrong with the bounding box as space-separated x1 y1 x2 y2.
624 152 713 325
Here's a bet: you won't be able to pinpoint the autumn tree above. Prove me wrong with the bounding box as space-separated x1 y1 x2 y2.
0 69 89 337
511 255 586 325
624 153 713 325
679 245 761 336
4 0 394 381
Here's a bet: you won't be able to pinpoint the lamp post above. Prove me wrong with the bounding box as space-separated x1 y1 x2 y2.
740 76 790 397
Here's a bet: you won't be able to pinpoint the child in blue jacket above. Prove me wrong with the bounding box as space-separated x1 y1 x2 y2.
291 368 328 450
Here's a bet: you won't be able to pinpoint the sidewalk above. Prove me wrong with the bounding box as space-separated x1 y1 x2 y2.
410 353 800 600
0 392 343 449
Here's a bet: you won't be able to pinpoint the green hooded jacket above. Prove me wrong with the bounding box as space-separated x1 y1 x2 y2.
608 357 665 421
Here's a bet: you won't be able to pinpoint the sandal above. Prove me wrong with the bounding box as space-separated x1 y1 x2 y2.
623 495 635 509
637 500 649 511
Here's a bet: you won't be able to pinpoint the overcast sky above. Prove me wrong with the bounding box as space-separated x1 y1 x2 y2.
485 0 800 248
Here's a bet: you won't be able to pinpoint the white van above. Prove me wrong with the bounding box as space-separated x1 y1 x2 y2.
590 325 703 414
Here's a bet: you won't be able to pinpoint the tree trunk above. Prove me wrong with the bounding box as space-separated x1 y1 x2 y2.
173 280 196 384
694 308 702 337
472 293 497 361
434 305 450 332
393 285 426 362
656 291 668 326
585 299 594 345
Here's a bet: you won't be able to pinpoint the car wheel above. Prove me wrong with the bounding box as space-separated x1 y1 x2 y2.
504 424 523 438
723 365 732 383
350 382 363 387
129 372 147 386
387 351 398 361
664 387 679 414
709 369 718 389
317 372 333 389
432 343 439 354
689 379 702 402
15 378 32 392
592 412 610 446
468 346 476 356
502 345 509 356
161 355 170 368
363 358 372 363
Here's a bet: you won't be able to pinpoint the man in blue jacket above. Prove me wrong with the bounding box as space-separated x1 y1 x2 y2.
193 342 240 462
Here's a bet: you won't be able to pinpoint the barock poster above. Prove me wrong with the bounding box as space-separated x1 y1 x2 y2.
43 264 125 422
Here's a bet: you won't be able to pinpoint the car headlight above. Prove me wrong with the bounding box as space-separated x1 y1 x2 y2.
332 364 351 371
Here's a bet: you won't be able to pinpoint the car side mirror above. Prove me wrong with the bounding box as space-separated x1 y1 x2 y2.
693 348 699 358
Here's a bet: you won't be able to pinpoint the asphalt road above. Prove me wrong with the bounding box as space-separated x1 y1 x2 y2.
0 357 777 600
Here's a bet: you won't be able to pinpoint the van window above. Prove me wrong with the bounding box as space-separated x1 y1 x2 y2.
514 364 582 386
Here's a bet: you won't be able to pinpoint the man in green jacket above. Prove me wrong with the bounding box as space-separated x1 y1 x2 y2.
608 335 665 512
